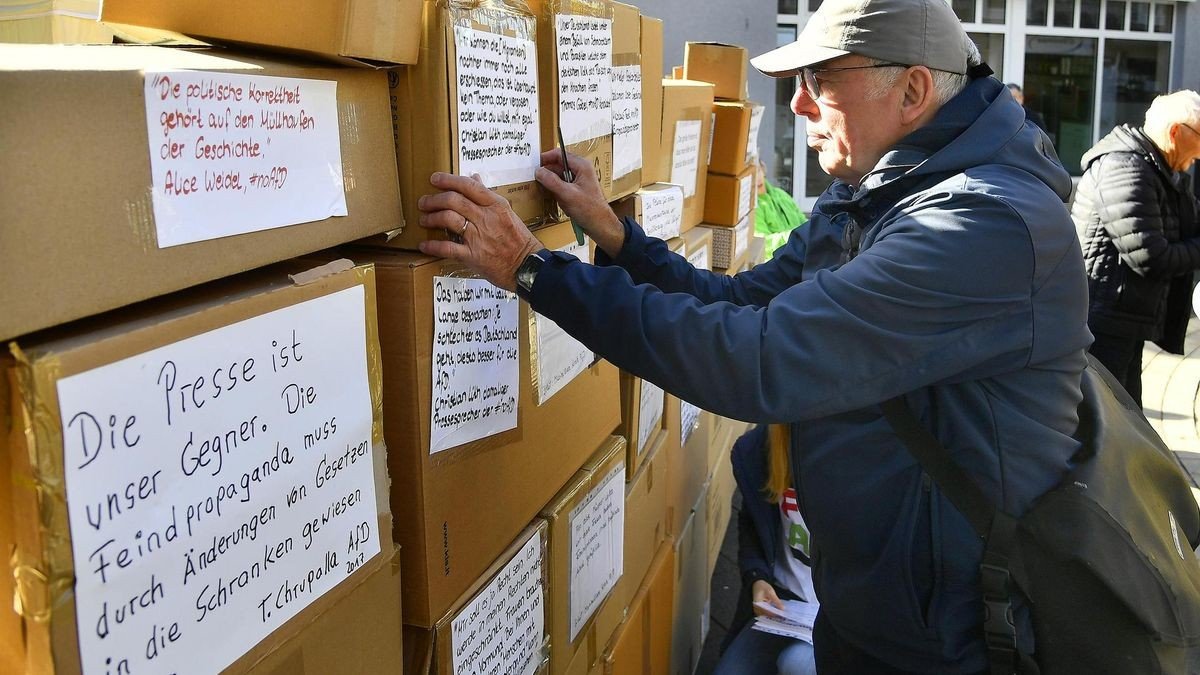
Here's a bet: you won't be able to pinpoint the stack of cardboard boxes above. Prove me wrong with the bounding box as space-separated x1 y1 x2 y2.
1 1 769 674
685 42 765 275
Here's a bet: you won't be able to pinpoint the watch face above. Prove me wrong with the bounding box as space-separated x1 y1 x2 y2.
518 253 543 292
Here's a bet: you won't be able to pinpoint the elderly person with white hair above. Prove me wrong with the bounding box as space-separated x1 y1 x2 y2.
1073 90 1200 405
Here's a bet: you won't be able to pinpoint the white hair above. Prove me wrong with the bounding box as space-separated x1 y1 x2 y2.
863 33 982 106
1144 90 1200 139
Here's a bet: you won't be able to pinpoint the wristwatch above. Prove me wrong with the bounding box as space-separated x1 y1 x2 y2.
515 249 551 296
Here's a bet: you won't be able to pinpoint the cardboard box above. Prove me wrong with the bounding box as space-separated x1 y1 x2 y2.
0 1 113 44
704 426 736 581
543 437 627 675
709 101 764 176
598 538 675 675
670 65 684 80
716 250 750 276
703 165 756 226
618 372 666 479
638 16 664 187
748 234 767 267
337 233 620 627
593 431 669 635
659 80 714 233
702 211 754 269
2 262 393 674
666 396 711 538
671 500 710 675
404 522 550 675
666 236 686 256
102 0 421 65
527 0 616 203
385 0 550 250
0 44 402 342
683 42 748 101
682 226 714 272
612 183 685 242
609 1 643 201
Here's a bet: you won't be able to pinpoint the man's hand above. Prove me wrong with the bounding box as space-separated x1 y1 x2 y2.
417 172 543 292
752 579 786 616
537 149 626 258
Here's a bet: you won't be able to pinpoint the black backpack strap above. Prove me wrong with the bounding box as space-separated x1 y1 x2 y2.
881 396 1031 675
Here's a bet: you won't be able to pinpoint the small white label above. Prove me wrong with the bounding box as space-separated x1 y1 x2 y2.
611 64 643 180
640 185 685 240
738 174 753 220
58 286 379 675
453 26 541 188
556 15 613 146
671 120 702 198
452 530 546 675
533 240 592 404
736 215 752 256
430 277 520 454
681 401 702 447
637 378 664 454
568 464 625 641
746 105 764 162
687 245 710 272
144 71 346 248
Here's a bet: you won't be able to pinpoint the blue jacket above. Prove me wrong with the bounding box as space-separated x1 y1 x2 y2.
525 77 1091 672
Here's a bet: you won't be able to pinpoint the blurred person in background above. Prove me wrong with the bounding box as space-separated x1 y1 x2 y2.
755 160 809 261
1005 82 1047 132
1073 90 1200 405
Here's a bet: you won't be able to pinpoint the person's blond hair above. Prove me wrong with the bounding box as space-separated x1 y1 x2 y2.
1144 90 1200 140
763 424 792 504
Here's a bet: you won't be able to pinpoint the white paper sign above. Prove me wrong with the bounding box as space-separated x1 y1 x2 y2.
534 240 593 404
431 277 520 454
611 64 643 180
738 174 753 220
681 401 702 447
671 120 702 198
736 215 752 256
688 245 710 272
746 105 765 162
637 378 664 454
641 185 684 240
568 463 625 641
453 26 541 188
556 15 613 145
57 286 380 675
452 530 546 675
144 71 346 248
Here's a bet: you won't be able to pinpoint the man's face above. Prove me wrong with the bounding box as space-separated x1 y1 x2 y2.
790 55 909 186
1175 122 1200 172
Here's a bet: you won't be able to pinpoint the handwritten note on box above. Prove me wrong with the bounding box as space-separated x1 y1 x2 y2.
681 401 702 447
641 185 684 240
57 286 380 675
738 174 753 220
556 15 613 146
671 120 701 198
687 245 710 272
453 26 541 188
568 463 625 641
430 277 520 454
637 378 664 454
452 529 546 675
143 71 346 248
533 240 592 404
611 64 642 180
747 105 765 162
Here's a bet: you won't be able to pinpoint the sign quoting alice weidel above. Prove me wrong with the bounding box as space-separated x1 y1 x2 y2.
56 286 380 675
143 71 347 249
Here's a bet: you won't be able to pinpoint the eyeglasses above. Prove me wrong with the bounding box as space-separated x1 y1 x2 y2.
1181 123 1200 139
798 63 910 102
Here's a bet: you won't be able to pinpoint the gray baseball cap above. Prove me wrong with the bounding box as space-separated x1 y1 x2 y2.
751 0 971 77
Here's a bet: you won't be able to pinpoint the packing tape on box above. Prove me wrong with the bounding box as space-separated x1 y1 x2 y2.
8 343 73 624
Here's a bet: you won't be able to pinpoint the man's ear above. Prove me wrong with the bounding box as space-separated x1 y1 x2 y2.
900 66 936 126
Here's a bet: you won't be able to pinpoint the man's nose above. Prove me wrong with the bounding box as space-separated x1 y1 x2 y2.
791 86 818 119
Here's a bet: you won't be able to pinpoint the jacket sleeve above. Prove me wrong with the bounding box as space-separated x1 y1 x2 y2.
738 501 773 587
1094 153 1200 279
528 191 1045 423
592 216 808 307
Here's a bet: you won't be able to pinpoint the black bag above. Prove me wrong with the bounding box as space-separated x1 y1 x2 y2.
882 356 1200 674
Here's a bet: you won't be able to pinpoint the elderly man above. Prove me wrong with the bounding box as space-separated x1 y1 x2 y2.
1073 90 1200 406
416 0 1090 671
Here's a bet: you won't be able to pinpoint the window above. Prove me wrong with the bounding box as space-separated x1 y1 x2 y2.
953 0 978 22
1106 0 1126 29
778 0 799 13
1053 0 1075 26
1081 0 1102 28
1153 4 1173 33
773 26 797 196
1024 36 1098 175
1028 0 1050 24
969 32 1006 80
983 0 1005 24
1130 2 1150 31
1100 39 1170 133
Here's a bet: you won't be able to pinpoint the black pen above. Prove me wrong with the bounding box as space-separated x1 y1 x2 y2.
557 126 585 246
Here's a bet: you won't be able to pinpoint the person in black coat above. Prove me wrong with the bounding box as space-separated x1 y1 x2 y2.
1006 83 1048 132
1073 90 1200 404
